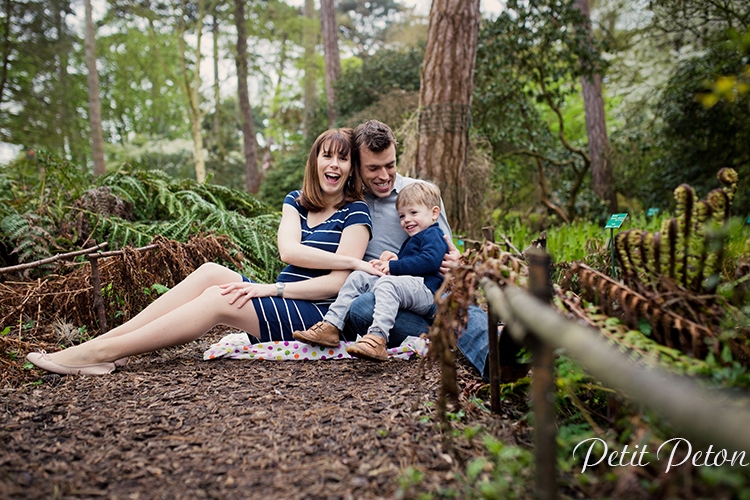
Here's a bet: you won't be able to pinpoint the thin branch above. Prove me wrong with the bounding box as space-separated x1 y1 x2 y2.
497 148 577 167
0 243 108 274
88 244 158 259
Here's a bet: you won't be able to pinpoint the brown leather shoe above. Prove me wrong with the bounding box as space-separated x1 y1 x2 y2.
292 321 341 347
346 333 388 361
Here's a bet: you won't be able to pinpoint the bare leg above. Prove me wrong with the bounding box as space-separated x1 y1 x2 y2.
48 269 259 366
96 262 241 341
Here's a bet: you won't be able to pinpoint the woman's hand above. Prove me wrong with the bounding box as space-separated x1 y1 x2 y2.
354 259 385 276
219 282 275 308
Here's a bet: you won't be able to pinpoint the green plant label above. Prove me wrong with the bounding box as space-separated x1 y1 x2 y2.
605 213 628 229
746 214 750 224
647 208 659 217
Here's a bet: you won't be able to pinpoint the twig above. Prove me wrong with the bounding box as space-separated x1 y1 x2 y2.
0 243 109 274
90 244 158 259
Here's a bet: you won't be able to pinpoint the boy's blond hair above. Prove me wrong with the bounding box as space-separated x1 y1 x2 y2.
396 181 441 210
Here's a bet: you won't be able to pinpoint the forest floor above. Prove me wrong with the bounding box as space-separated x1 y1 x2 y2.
0 329 532 500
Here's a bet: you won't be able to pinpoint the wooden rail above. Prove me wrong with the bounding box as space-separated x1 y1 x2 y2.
480 251 750 500
0 242 159 333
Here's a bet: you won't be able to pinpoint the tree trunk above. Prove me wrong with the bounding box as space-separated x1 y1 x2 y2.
0 0 12 108
415 0 480 232
212 12 225 163
320 0 340 128
234 0 260 193
576 0 617 212
178 0 207 182
302 0 318 138
53 2 77 159
84 0 106 176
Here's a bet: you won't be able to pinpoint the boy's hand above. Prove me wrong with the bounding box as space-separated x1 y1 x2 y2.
379 250 398 262
440 235 460 276
369 259 391 274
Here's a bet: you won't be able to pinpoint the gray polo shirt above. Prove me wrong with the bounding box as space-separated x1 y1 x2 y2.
363 174 453 261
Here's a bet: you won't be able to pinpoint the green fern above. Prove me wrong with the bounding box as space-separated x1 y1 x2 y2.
1 213 56 264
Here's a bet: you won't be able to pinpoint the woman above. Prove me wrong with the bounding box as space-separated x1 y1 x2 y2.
27 128 380 375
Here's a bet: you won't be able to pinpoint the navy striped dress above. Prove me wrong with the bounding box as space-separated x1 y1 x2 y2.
249 191 372 342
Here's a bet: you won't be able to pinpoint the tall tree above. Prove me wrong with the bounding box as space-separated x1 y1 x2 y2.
0 0 89 159
129 0 215 181
84 0 105 176
0 0 12 107
212 9 223 163
53 0 83 161
337 0 406 57
415 0 480 231
301 0 318 138
234 0 260 193
320 0 341 128
576 0 616 212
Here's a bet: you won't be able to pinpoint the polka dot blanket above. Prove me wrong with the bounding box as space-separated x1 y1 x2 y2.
203 332 428 361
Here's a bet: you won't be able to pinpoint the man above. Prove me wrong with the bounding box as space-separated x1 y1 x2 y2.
343 120 493 379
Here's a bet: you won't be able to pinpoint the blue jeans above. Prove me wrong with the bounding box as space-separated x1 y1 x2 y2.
344 292 492 380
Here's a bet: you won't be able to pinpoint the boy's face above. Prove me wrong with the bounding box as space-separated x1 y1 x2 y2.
397 202 440 237
359 144 397 198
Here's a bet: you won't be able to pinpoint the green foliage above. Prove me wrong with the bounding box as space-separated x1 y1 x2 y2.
395 430 535 499
94 168 283 281
0 154 284 283
337 0 408 56
0 151 95 265
473 0 611 220
0 213 56 265
258 146 308 210
621 41 750 216
335 45 423 120
0 0 91 164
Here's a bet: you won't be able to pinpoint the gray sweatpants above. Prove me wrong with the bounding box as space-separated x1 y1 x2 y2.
324 270 436 342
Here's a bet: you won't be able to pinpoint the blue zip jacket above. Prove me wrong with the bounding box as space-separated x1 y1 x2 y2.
388 223 448 294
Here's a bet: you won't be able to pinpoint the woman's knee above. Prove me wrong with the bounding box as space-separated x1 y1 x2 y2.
193 262 239 284
197 285 256 324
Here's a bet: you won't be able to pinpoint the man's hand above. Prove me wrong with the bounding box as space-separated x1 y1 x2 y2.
379 250 398 262
439 235 460 276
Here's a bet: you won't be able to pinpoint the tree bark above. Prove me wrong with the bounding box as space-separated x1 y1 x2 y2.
176 0 207 182
302 0 318 138
320 0 341 128
0 0 12 108
234 0 260 193
576 0 617 212
84 0 106 176
415 0 480 232
212 12 225 163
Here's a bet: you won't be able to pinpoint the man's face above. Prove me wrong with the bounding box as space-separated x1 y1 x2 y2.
359 144 397 199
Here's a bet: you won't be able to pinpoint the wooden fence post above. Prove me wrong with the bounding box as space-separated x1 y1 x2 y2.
481 227 502 414
87 254 108 333
527 249 557 500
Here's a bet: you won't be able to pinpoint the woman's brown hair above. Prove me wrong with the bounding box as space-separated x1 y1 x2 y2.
298 128 363 211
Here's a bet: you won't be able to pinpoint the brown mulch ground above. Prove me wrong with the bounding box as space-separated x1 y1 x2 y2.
0 333 529 500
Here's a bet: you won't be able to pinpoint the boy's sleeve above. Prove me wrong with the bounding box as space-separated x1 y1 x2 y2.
388 226 448 277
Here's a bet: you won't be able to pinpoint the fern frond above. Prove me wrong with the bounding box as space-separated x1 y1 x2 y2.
1 213 56 263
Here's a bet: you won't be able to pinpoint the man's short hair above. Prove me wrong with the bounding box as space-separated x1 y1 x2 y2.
396 181 441 210
353 120 398 153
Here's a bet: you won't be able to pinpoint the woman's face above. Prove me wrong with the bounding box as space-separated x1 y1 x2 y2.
316 140 352 199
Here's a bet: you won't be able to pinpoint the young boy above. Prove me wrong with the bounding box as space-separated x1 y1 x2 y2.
292 181 448 361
